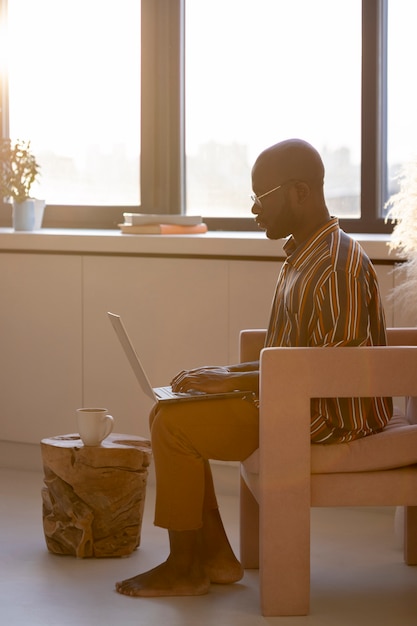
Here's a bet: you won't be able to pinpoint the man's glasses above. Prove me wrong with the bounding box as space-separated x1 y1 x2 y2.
250 183 285 208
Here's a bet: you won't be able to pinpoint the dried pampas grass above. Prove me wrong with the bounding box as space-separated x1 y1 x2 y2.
386 159 417 314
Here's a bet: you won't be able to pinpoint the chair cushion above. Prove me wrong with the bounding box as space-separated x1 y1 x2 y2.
243 409 417 475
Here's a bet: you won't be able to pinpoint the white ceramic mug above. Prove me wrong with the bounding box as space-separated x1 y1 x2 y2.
76 408 114 446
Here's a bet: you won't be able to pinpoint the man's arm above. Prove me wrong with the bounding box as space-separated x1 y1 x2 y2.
228 360 259 372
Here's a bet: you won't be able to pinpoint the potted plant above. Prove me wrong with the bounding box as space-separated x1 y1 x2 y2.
386 158 417 324
0 138 42 230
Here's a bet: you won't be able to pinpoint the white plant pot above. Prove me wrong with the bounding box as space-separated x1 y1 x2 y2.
12 199 35 231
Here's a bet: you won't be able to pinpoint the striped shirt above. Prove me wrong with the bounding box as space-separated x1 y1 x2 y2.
265 217 393 443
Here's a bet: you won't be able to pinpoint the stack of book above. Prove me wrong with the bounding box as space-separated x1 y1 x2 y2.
119 213 208 234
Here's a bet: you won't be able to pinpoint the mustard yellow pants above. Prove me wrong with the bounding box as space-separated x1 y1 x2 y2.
149 396 259 531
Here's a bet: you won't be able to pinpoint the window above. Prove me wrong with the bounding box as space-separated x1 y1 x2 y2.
185 0 361 220
2 0 140 206
0 0 407 233
387 0 417 196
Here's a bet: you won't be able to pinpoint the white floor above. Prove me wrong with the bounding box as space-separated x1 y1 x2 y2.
1 466 417 626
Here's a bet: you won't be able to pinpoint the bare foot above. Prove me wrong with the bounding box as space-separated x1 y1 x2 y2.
202 508 244 584
115 559 210 598
204 554 244 585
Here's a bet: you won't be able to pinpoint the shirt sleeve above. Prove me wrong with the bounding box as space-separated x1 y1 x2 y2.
311 268 378 347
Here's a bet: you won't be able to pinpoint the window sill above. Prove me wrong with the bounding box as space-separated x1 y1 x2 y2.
0 227 402 262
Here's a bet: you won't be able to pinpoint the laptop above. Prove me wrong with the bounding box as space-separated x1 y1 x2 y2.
107 312 251 403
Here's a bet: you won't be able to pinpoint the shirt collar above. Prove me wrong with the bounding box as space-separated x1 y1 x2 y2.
283 217 339 265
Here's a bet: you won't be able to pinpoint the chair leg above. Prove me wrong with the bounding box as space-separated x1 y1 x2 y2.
404 505 417 565
239 475 259 568
259 487 310 616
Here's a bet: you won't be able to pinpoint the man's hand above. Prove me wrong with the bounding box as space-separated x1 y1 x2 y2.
171 366 232 394
171 365 259 395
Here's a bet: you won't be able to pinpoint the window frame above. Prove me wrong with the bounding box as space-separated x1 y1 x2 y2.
1 0 393 233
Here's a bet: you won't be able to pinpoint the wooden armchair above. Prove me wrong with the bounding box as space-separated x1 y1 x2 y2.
239 328 417 616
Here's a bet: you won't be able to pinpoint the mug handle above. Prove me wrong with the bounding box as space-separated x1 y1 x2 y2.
103 415 114 439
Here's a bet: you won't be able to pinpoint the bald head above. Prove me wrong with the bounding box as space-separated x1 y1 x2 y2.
252 138 325 190
251 139 330 244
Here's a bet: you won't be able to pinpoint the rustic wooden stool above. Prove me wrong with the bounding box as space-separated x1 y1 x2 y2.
40 433 152 558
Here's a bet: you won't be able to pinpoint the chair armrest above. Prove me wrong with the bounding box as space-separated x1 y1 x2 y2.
239 329 267 363
387 328 417 424
387 327 417 346
258 344 417 549
259 345 417 460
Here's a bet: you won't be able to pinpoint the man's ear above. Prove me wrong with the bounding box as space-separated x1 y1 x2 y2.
294 181 310 203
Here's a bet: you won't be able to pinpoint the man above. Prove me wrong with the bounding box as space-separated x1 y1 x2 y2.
115 138 392 598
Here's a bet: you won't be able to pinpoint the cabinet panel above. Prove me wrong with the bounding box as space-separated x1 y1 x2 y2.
374 264 395 328
228 260 281 363
0 254 82 443
391 264 417 327
83 256 229 436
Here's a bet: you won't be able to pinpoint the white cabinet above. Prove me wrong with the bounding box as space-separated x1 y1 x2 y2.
0 249 398 447
0 254 82 443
